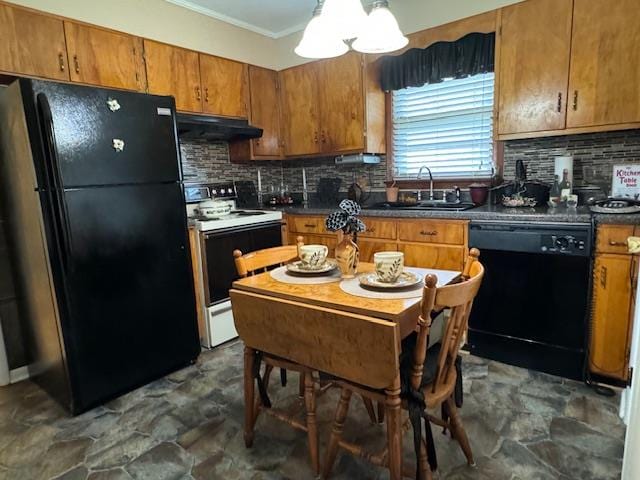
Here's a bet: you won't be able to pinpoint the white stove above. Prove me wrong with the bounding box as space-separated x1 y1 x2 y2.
190 210 283 232
185 183 283 348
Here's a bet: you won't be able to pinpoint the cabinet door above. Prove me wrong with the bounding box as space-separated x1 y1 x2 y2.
249 66 282 157
200 54 248 118
144 40 201 113
567 0 640 128
318 53 365 152
359 241 397 263
64 22 145 91
590 254 633 381
0 4 68 80
497 0 573 135
398 243 465 271
279 64 322 156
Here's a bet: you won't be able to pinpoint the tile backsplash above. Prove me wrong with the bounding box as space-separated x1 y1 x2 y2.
182 129 640 199
503 129 640 189
180 139 388 193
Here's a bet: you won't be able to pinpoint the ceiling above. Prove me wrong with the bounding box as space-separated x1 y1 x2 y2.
164 0 317 38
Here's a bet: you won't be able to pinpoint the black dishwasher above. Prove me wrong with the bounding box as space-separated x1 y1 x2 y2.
468 221 592 380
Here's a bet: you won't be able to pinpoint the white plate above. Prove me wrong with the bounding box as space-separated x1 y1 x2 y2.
358 271 423 290
286 260 338 275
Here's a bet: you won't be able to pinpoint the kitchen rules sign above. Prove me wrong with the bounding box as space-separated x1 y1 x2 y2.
612 164 640 199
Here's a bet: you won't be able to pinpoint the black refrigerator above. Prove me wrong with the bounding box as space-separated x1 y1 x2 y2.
0 78 200 414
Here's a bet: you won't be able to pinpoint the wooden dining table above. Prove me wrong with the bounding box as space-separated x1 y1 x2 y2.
229 262 460 480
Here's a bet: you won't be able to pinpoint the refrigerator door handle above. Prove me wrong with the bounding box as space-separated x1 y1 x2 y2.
37 93 73 269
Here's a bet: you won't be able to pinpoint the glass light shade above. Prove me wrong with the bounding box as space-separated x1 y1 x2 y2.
295 14 349 59
352 3 408 54
321 0 368 40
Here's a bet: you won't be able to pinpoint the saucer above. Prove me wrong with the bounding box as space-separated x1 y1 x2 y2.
358 271 423 289
286 260 337 275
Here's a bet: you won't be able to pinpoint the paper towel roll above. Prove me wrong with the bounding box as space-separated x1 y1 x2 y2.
554 156 574 186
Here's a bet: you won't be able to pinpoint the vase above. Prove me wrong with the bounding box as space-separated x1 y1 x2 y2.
335 232 359 279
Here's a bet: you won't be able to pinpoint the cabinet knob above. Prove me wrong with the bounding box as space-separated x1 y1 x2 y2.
609 240 628 247
58 53 65 72
313 131 318 144
204 88 209 103
321 131 327 144
73 55 80 74
572 90 579 111
600 265 607 289
420 230 437 236
195 86 202 101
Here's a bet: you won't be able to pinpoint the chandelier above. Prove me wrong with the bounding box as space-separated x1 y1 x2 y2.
295 0 408 59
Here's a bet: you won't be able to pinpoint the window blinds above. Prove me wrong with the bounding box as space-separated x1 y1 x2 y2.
392 72 495 179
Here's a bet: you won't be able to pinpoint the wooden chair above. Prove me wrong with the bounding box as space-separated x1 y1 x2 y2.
322 249 485 480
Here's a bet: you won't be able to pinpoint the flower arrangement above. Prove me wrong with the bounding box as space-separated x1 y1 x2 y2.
325 200 366 237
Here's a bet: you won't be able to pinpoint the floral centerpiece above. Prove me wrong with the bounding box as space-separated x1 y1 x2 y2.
325 200 366 278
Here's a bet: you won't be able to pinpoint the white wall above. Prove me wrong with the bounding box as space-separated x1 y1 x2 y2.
9 0 525 70
6 0 280 69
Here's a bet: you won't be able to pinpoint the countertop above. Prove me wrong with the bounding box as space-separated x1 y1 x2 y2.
266 203 640 225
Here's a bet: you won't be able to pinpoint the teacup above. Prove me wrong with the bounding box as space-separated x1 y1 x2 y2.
374 251 404 283
298 244 328 270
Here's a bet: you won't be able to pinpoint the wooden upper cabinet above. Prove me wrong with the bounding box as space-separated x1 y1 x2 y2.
64 22 145 91
567 0 640 128
248 66 281 157
318 53 365 153
497 0 573 135
279 63 322 157
199 54 248 118
0 4 69 80
144 40 201 112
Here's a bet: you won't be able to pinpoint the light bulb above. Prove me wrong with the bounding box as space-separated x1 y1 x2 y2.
321 0 368 40
352 1 408 54
295 6 349 59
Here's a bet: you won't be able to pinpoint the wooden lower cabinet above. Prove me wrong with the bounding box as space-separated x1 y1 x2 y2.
285 214 468 271
398 243 465 271
359 240 397 263
590 253 635 381
288 233 337 251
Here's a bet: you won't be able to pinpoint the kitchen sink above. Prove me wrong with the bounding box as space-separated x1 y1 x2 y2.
364 201 476 212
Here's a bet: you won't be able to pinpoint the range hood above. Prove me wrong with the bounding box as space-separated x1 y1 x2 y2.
176 113 263 141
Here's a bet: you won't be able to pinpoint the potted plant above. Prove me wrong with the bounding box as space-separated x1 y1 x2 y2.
325 200 366 278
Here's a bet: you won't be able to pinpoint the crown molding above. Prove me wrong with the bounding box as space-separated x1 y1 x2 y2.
164 0 307 39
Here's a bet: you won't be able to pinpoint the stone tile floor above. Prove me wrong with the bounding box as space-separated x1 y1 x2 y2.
0 340 626 480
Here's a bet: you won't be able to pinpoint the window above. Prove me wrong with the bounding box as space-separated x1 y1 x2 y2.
392 72 495 180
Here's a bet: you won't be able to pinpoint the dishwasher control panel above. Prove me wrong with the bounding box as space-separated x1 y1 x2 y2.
540 234 588 254
469 221 592 257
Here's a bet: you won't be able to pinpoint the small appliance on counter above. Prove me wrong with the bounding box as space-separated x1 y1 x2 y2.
491 159 550 207
317 177 342 205
185 183 283 348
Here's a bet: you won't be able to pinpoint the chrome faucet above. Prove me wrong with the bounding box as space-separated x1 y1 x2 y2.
416 166 434 201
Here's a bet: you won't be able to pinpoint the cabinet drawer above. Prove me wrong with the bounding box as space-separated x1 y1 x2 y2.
398 243 465 271
596 225 635 254
397 220 465 245
288 216 328 234
360 218 396 240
